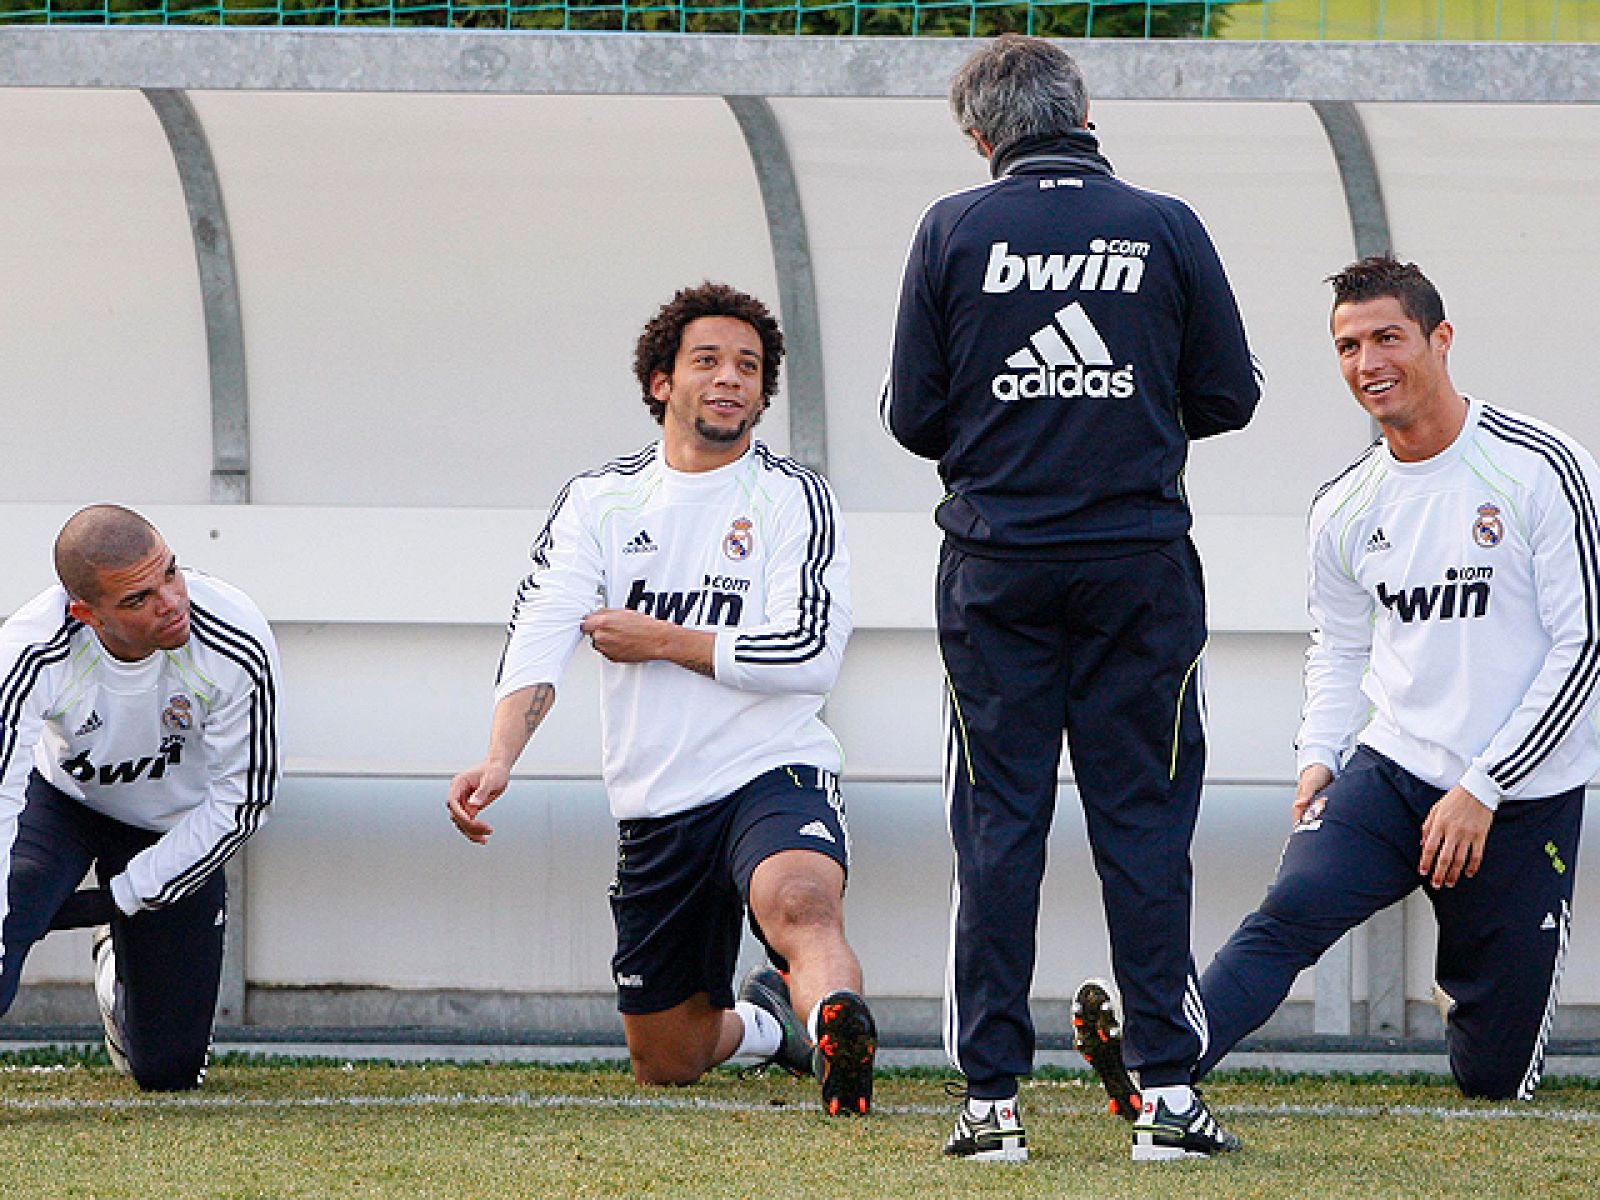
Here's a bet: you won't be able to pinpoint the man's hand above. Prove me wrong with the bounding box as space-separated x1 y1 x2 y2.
447 760 510 845
582 608 673 663
581 608 715 677
1419 784 1494 888
1293 763 1335 826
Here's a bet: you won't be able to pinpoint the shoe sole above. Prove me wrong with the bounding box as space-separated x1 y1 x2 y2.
1132 1143 1212 1162
1072 979 1140 1121
814 992 876 1116
955 1145 1028 1163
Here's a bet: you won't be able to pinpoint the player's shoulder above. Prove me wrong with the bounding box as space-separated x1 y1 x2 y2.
0 584 78 648
747 441 838 501
562 442 662 503
1476 401 1598 477
1308 439 1386 533
184 571 278 659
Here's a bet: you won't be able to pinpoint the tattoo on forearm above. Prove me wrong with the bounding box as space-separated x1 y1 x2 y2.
522 684 555 737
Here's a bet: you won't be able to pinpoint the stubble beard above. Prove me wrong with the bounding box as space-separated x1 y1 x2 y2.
695 416 750 445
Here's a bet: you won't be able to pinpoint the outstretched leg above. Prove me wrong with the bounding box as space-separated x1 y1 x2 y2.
1196 748 1425 1079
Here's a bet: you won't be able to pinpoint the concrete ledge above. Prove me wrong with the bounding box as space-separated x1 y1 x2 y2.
1 31 1598 103
12 986 1600 1047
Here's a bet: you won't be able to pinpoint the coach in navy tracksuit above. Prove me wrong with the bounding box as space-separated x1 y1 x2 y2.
883 36 1259 1161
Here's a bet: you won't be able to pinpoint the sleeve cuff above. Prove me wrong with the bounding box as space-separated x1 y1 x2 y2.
109 873 143 916
1458 765 1504 813
712 631 737 684
1295 746 1342 778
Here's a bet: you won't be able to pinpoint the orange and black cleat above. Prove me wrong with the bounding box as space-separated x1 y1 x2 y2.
1072 978 1141 1122
813 990 876 1116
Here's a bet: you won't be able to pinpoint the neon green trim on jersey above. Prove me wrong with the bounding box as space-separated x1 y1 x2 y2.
1332 457 1388 579
594 474 661 537
44 639 101 719
1464 442 1526 531
167 644 220 709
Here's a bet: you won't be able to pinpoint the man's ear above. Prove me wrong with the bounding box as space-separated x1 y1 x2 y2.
68 599 96 627
650 371 672 406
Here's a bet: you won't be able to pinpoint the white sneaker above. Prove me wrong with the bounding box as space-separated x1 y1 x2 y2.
1131 1088 1241 1161
91 926 131 1076
942 1095 1027 1162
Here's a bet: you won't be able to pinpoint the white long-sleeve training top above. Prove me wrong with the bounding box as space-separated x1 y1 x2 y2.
1297 396 1600 809
0 572 281 923
495 439 851 821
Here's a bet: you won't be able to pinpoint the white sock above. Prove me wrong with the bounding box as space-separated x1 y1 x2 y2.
806 1002 821 1042
965 1094 1018 1119
731 1001 783 1062
1142 1083 1196 1114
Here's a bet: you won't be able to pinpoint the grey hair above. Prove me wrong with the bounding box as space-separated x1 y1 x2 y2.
949 34 1090 152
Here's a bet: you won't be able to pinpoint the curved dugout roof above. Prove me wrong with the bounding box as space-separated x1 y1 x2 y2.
2 31 1597 523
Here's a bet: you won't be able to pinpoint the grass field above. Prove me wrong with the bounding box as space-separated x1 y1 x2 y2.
3 1051 1598 1199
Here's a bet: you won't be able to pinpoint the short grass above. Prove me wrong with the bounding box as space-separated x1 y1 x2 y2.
2 1051 1598 1199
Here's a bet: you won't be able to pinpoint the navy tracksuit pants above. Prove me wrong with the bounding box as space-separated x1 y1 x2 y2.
1198 746 1581 1099
0 772 226 1091
938 538 1210 1096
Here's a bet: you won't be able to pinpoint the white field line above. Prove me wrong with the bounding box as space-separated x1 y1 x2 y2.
0 1090 1597 1124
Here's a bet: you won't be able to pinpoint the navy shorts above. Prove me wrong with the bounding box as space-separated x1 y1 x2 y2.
608 764 849 1016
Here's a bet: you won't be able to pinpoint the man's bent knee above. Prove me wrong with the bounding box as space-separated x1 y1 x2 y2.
750 852 845 934
629 1045 713 1086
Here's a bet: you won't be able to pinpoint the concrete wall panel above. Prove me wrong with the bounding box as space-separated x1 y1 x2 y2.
0 88 212 505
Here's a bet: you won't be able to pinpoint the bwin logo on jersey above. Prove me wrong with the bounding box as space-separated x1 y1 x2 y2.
625 574 749 627
992 303 1134 403
982 238 1149 294
1377 566 1494 624
61 736 185 786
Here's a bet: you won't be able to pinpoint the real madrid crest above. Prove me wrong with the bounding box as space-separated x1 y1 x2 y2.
723 517 755 561
162 693 194 732
1472 503 1504 549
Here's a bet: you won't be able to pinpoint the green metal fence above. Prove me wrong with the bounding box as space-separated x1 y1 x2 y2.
0 0 1594 39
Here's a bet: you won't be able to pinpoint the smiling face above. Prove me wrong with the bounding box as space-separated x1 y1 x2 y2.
1332 295 1463 460
68 537 192 662
651 315 766 471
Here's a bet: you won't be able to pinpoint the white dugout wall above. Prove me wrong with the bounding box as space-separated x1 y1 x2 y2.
3 30 1600 1046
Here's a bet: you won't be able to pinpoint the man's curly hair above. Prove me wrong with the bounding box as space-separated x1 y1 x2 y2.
633 282 784 424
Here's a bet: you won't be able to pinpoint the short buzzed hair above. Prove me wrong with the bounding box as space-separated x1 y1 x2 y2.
1327 256 1446 337
54 505 160 603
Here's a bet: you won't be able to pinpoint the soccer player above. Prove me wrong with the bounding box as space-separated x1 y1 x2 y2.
882 35 1259 1161
1078 255 1598 1115
0 505 281 1090
447 282 876 1115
